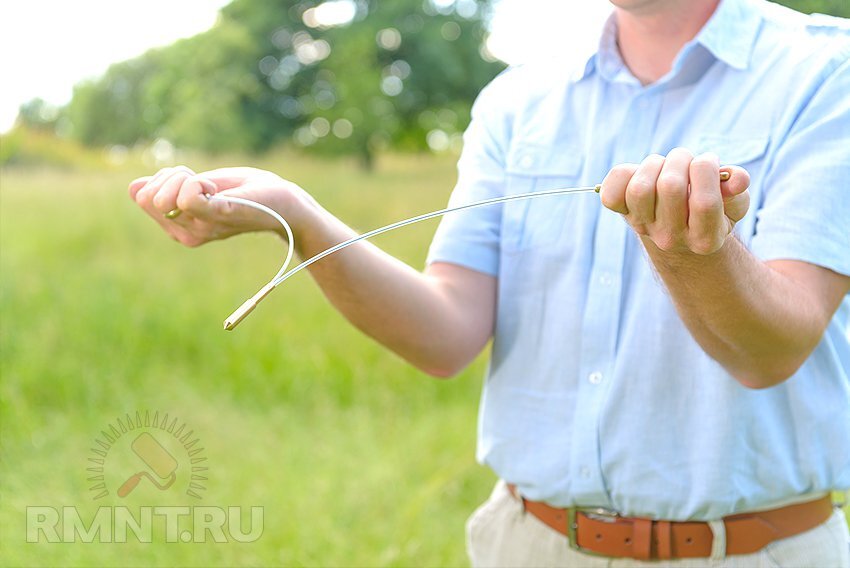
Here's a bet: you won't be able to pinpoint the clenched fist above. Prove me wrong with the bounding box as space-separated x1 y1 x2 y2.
599 148 750 255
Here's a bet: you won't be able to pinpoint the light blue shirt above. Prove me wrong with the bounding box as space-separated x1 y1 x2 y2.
427 0 850 520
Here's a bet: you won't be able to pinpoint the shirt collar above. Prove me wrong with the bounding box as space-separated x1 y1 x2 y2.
694 0 763 71
577 0 763 83
574 14 618 82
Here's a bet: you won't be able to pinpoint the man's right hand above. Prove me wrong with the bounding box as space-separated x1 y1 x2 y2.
128 165 310 246
128 164 495 377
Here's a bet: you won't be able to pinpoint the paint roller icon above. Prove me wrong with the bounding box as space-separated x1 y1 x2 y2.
117 432 178 497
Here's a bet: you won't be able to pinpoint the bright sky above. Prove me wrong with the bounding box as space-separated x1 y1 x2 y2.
0 0 612 133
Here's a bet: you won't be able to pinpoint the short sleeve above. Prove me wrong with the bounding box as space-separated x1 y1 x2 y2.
425 68 517 277
750 53 850 276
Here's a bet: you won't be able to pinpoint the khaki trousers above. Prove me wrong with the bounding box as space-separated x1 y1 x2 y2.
466 481 850 568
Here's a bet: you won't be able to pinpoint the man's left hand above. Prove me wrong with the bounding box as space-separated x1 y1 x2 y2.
599 148 750 255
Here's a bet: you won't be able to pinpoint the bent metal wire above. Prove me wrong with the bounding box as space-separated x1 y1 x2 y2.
184 170 730 331
210 184 601 330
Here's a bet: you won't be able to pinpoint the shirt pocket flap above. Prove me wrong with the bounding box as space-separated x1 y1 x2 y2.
696 135 770 165
505 143 584 178
502 144 586 252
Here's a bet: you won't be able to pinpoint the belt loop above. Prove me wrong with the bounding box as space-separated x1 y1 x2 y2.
708 520 727 560
655 520 672 560
632 518 653 560
504 482 527 515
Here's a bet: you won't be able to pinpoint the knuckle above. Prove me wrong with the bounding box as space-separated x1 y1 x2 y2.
611 163 638 178
668 146 694 159
152 192 167 210
175 192 196 211
628 178 654 197
690 196 721 215
182 175 208 195
631 223 650 237
612 164 630 176
600 189 621 210
689 236 719 255
170 170 192 184
656 173 686 196
135 187 153 205
173 168 195 182
653 232 676 252
691 153 719 170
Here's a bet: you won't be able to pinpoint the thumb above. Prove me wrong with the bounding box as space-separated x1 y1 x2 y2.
175 175 219 215
192 175 218 196
720 166 751 223
719 166 750 199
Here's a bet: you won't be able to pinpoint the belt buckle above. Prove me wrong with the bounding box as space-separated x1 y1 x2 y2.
567 506 620 556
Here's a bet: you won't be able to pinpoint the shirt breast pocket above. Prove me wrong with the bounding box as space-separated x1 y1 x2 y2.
695 134 770 239
502 146 585 253
695 135 770 177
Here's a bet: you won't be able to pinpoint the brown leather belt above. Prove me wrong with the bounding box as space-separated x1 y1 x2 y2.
506 483 833 560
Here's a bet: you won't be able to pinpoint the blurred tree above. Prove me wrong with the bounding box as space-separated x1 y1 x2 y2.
66 55 162 146
54 0 502 167
42 0 848 163
295 0 502 167
16 98 60 131
142 20 283 153
772 0 849 17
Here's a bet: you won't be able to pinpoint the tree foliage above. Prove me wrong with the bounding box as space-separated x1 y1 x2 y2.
773 0 849 18
22 0 847 165
53 0 502 166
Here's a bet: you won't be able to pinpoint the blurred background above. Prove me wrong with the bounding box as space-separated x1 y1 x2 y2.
1 0 848 566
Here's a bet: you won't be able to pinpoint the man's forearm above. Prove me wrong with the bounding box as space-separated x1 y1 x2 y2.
643 236 827 388
273 192 494 377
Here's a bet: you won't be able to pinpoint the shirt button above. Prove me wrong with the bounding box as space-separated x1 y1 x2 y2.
580 467 591 478
519 154 534 169
588 371 603 385
598 273 613 286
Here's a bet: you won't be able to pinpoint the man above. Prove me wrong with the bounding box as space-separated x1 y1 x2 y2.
129 0 850 564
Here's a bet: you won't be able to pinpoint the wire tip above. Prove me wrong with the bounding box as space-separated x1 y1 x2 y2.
222 299 258 332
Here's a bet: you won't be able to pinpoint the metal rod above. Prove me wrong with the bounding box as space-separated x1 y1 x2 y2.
222 169 732 330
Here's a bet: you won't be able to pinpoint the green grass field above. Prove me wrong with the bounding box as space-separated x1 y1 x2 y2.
1 153 847 567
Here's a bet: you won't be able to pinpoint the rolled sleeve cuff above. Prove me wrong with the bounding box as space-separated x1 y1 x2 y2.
426 240 499 277
751 233 850 277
